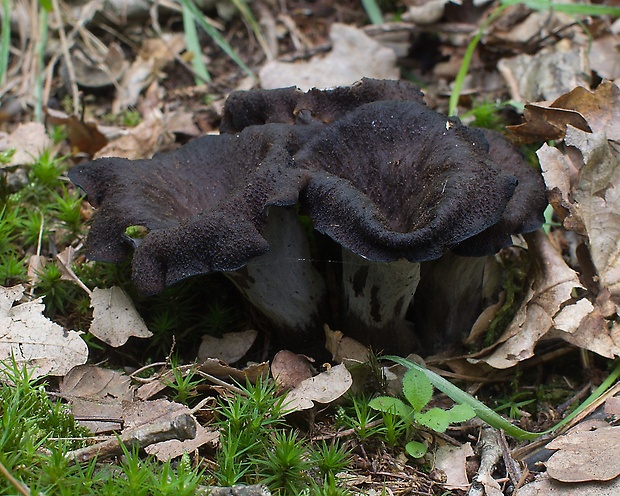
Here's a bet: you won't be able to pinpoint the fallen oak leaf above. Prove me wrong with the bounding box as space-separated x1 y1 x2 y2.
89 286 152 347
0 285 88 378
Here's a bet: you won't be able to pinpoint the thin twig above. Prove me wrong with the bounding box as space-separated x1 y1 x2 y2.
0 459 32 496
50 0 80 113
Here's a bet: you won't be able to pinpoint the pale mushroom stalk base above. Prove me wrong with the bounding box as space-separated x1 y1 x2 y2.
225 207 327 342
341 249 421 352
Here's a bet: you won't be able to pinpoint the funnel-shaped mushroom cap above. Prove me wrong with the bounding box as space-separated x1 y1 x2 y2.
451 128 548 256
220 78 425 133
69 124 313 294
297 101 519 262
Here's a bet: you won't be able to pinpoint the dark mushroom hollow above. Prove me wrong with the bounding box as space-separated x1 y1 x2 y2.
69 79 547 353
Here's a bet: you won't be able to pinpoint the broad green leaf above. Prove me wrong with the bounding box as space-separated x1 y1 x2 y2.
369 396 413 419
447 403 476 424
402 368 433 412
416 408 450 433
405 440 427 458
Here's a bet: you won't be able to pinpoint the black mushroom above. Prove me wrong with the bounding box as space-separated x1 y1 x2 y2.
69 79 546 353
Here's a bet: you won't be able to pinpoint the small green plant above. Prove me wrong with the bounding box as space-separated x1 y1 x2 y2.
258 430 312 494
385 355 620 442
214 379 352 492
28 149 66 189
336 395 383 441
494 391 537 419
309 441 352 478
35 261 81 315
369 368 476 458
163 359 205 404
0 357 206 495
50 185 83 235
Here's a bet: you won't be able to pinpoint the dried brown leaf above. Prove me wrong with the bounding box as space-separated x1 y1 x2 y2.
0 123 54 166
89 286 152 347
471 231 583 369
198 330 258 364
60 365 133 433
259 23 398 90
545 424 620 482
271 350 314 389
284 363 352 412
0 285 88 378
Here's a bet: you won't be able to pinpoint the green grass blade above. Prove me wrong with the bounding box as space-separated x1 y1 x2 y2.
449 5 507 116
448 29 483 117
0 0 10 87
361 0 384 25
229 0 271 58
34 6 48 122
180 0 255 80
500 0 620 17
181 1 211 84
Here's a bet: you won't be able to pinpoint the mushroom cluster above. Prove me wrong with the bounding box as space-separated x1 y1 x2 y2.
69 79 546 352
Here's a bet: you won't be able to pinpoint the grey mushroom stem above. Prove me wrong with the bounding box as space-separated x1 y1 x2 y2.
412 252 498 352
340 249 421 352
225 207 327 340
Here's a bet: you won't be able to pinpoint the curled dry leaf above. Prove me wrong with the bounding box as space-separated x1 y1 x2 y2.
539 83 620 304
271 350 314 389
89 286 152 347
324 324 369 365
474 83 620 366
46 107 108 157
434 443 475 491
284 363 352 412
470 230 585 369
498 38 590 102
0 285 88 378
198 329 258 364
199 358 269 384
113 34 186 112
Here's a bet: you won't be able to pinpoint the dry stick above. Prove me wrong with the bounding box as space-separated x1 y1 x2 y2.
66 412 197 463
498 429 521 487
467 425 503 496
55 249 92 296
50 0 80 114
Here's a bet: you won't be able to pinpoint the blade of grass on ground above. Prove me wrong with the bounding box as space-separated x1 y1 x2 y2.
181 0 211 84
180 0 255 80
0 0 10 88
